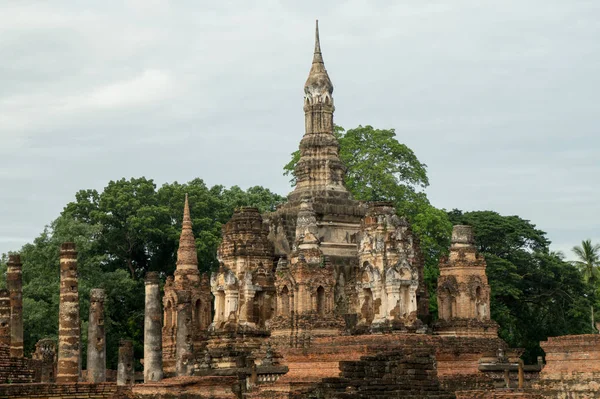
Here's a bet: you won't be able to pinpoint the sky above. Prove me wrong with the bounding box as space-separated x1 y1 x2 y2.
0 1 598 258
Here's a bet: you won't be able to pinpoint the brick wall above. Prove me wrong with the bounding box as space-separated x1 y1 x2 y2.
540 334 600 376
132 376 240 399
455 391 542 399
0 345 36 383
292 347 455 398
0 383 129 399
534 334 600 398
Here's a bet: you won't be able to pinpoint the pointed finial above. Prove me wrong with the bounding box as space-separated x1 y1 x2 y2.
177 193 198 268
183 193 191 225
313 19 323 64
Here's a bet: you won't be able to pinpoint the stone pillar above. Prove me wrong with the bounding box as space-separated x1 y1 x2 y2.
57 243 80 383
175 290 193 376
0 289 10 347
117 339 134 386
144 272 163 382
7 254 23 357
225 290 238 321
86 288 106 383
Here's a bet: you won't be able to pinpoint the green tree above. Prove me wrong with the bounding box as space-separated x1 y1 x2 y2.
65 178 285 277
572 239 600 283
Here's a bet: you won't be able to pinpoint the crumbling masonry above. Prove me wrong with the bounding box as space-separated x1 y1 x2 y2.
87 288 106 383
57 242 80 383
144 271 163 382
7 254 23 358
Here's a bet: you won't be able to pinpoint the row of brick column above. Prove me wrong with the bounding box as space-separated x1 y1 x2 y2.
3 242 171 385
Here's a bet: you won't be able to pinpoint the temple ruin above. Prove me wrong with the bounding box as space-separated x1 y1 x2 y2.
0 20 597 399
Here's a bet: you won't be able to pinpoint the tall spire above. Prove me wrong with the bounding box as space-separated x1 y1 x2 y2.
313 19 323 64
176 194 198 269
304 20 333 104
290 21 348 202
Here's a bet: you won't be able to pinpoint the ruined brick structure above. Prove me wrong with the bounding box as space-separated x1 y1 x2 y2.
534 334 600 397
32 338 57 383
7 254 23 358
0 289 10 347
264 24 365 337
144 271 164 382
117 339 134 386
162 194 212 373
223 21 430 351
211 207 275 332
435 225 498 337
57 242 81 383
87 288 106 383
294 347 455 399
356 201 428 330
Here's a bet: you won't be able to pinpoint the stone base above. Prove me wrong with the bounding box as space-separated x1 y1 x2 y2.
434 318 499 338
205 329 270 369
133 376 241 399
455 390 542 399
261 332 508 397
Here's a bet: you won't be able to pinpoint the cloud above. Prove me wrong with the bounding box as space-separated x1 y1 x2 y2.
0 0 598 257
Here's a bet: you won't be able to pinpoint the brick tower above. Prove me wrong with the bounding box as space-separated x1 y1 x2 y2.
434 225 498 337
162 194 211 374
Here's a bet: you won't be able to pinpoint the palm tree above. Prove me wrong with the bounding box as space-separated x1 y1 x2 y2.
572 239 600 283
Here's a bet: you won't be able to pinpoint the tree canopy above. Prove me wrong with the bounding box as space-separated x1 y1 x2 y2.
0 179 283 367
572 239 600 284
64 178 284 278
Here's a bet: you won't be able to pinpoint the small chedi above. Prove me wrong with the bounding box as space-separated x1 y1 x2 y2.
162 194 212 373
0 20 598 399
435 225 498 337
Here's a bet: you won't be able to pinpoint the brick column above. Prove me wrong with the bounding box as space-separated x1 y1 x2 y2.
7 254 23 357
86 288 106 382
144 272 163 382
175 290 193 376
0 289 10 347
57 243 80 383
117 339 134 386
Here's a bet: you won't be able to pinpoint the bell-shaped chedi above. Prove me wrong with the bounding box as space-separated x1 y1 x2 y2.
434 225 498 337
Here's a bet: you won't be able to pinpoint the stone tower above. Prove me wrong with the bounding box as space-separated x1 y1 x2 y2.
434 225 498 337
211 207 275 331
162 194 212 373
263 22 429 340
356 202 429 329
265 21 366 324
289 20 348 202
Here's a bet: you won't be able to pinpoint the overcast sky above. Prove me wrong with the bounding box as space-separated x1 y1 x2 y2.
1 1 598 258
